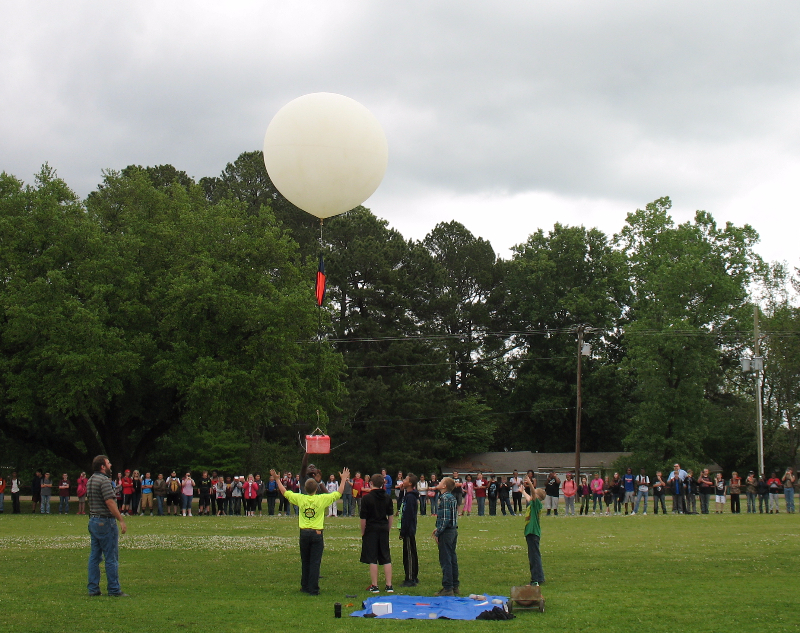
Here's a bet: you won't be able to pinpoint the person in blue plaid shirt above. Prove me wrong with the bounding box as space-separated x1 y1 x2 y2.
432 477 459 596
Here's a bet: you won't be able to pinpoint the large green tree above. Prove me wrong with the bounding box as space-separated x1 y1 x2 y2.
311 211 495 474
617 197 760 469
757 265 800 470
496 223 630 453
419 221 504 399
200 150 321 257
0 166 342 471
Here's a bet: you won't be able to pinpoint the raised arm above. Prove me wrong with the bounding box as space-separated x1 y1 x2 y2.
270 469 287 496
338 468 351 494
299 452 309 482
520 476 533 502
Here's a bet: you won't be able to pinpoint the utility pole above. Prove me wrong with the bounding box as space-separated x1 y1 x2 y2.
575 326 585 481
754 306 765 477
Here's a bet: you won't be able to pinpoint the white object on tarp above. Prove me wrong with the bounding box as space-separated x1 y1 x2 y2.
372 602 393 616
263 92 389 220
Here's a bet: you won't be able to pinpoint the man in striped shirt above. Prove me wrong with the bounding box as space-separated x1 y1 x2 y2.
432 477 459 596
86 455 128 597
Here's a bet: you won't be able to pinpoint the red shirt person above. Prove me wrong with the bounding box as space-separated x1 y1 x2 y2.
121 470 134 515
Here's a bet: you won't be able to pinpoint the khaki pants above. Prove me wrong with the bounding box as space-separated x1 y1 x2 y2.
141 492 154 511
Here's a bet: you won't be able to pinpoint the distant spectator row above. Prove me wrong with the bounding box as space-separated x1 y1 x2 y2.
2 464 796 516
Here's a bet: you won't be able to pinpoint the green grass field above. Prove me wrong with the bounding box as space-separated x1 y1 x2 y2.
0 505 797 633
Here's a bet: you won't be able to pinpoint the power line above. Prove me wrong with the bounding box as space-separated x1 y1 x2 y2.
302 328 798 345
345 356 572 370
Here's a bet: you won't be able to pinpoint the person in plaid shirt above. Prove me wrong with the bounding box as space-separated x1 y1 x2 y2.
432 477 459 596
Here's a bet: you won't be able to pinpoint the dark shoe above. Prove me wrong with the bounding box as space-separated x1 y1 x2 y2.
453 586 460 595
109 592 130 597
88 592 102 597
435 588 454 597
401 580 416 587
385 585 394 593
368 585 380 593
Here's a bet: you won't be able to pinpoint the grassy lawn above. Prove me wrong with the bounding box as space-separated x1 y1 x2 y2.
0 506 797 633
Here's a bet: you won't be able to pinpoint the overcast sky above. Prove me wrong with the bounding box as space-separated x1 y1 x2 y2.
3 2 799 266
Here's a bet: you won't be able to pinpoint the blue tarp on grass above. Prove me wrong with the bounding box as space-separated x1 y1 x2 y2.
350 595 510 620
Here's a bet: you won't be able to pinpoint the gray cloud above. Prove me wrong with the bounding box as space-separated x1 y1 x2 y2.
2 1 799 262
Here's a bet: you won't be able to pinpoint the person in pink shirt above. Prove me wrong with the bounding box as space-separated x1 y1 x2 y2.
181 472 195 517
76 472 88 515
243 474 259 516
562 472 577 516
590 474 604 515
461 475 474 516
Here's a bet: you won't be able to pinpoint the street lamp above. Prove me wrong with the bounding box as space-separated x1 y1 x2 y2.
575 326 593 481
742 305 765 480
741 354 765 477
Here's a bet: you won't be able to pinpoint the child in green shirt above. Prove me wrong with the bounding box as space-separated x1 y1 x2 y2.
520 477 546 586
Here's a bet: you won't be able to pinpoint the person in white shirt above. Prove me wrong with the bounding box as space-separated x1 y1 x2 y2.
416 475 429 515
510 470 524 513
326 474 339 516
10 472 22 514
474 473 487 516
633 468 650 515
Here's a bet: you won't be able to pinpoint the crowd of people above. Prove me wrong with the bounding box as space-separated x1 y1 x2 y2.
2 463 796 518
556 465 797 516
9 452 793 600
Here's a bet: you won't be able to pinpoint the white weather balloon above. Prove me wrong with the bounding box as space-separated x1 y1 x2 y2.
263 93 388 220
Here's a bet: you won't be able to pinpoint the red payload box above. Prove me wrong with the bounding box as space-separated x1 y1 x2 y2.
306 429 331 454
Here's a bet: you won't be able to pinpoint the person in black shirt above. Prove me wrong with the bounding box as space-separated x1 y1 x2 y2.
31 470 42 514
360 473 394 593
498 476 514 516
697 468 714 514
487 475 498 516
198 471 212 516
544 472 561 516
684 470 698 514
756 474 770 513
451 471 463 512
399 474 419 587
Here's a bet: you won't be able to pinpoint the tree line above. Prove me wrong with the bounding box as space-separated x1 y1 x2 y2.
1 152 798 479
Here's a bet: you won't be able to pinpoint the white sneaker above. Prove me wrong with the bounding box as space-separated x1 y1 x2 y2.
188 512 192 516
643 512 647 515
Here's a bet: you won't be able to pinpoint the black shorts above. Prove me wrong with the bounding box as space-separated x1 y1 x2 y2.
360 529 391 565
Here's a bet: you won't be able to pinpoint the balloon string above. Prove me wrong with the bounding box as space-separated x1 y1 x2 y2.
317 218 323 389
